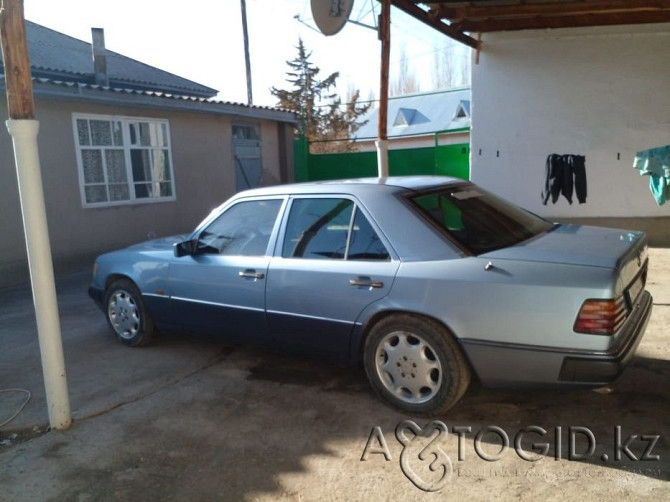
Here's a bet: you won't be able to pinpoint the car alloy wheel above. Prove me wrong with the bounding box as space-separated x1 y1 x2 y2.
374 331 443 404
364 314 471 415
105 279 155 346
108 289 140 340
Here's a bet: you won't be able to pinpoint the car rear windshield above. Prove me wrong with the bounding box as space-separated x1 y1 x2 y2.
409 184 554 255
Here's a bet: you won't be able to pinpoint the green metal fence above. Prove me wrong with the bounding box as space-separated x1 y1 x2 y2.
294 139 470 182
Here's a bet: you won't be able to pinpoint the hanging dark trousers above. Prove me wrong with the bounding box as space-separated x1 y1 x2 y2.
541 154 587 205
566 154 587 204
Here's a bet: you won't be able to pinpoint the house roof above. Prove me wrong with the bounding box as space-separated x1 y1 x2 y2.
0 75 297 124
391 1 670 48
353 87 470 141
0 20 217 98
0 21 297 124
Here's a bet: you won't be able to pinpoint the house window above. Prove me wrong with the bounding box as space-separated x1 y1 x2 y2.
454 100 470 120
73 114 175 207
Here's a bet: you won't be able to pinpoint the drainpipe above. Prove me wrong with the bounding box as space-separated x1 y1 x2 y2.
6 121 72 430
6 120 72 430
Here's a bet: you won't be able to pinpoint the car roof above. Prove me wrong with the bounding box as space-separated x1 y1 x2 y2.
235 176 466 198
199 175 469 262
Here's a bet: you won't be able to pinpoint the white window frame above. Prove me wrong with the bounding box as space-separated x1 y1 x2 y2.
72 113 177 208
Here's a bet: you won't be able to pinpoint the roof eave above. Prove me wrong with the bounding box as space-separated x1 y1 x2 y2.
0 78 297 124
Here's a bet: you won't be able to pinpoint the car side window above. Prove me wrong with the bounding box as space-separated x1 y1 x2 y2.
282 198 390 261
282 198 353 259
197 199 282 256
347 207 390 261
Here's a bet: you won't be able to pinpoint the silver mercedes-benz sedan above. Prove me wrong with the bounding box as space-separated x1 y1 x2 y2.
89 177 652 414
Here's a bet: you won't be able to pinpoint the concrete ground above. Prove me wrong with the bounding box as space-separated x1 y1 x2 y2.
1 250 669 501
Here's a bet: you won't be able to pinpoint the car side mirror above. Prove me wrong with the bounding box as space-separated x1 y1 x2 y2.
174 239 198 257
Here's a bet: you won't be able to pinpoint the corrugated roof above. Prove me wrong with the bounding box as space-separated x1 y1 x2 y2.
0 74 297 124
354 87 470 140
0 20 217 98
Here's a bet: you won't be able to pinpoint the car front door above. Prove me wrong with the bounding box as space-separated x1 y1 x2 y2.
265 196 400 359
167 197 284 343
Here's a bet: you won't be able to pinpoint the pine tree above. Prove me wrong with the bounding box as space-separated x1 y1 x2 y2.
271 39 370 152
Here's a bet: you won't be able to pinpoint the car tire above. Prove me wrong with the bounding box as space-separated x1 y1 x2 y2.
105 279 155 347
364 314 471 415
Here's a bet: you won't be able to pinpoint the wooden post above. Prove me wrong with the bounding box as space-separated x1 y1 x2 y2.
1 0 72 430
376 0 391 177
240 0 253 105
475 33 482 65
0 0 34 118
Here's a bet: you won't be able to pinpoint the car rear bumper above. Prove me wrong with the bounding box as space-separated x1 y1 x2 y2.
558 290 652 383
460 290 653 387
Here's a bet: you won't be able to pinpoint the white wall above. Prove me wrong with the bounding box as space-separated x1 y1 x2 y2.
470 23 670 218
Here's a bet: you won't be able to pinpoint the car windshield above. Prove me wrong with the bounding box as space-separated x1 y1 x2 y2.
409 184 554 255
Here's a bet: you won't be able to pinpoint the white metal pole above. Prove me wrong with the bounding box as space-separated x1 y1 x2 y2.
6 119 72 430
376 139 389 177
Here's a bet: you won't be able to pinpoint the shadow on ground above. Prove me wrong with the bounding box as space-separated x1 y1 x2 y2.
4 335 667 500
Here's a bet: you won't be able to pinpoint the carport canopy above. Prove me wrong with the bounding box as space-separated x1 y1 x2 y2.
373 0 670 175
390 0 670 47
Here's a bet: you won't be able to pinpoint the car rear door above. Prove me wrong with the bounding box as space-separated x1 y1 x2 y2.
167 197 284 343
265 196 400 359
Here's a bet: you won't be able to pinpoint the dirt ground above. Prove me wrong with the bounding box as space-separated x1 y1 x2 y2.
0 249 669 501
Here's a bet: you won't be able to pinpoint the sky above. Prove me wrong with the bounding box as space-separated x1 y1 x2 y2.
23 0 472 107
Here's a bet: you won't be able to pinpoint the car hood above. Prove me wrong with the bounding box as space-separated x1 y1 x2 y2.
124 234 190 253
482 224 646 270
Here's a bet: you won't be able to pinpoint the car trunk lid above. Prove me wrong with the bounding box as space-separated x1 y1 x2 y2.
482 224 649 295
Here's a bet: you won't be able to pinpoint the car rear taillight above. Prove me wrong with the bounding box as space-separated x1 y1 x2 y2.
574 297 627 335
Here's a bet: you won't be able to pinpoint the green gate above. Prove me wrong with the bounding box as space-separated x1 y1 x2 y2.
294 139 470 182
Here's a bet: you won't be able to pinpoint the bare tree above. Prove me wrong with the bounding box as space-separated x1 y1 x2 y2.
457 46 472 86
433 48 454 89
433 44 472 89
390 44 420 96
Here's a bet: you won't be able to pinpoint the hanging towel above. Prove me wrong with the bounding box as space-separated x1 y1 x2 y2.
634 145 670 206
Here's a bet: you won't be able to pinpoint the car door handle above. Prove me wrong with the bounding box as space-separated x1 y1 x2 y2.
349 276 384 289
239 269 265 280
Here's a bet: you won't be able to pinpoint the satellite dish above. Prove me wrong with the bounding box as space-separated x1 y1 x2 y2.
311 0 355 36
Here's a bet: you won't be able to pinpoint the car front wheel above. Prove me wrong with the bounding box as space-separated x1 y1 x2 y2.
105 279 154 347
364 314 471 415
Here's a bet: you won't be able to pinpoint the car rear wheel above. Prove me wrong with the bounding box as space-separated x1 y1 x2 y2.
364 314 471 415
105 279 154 347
